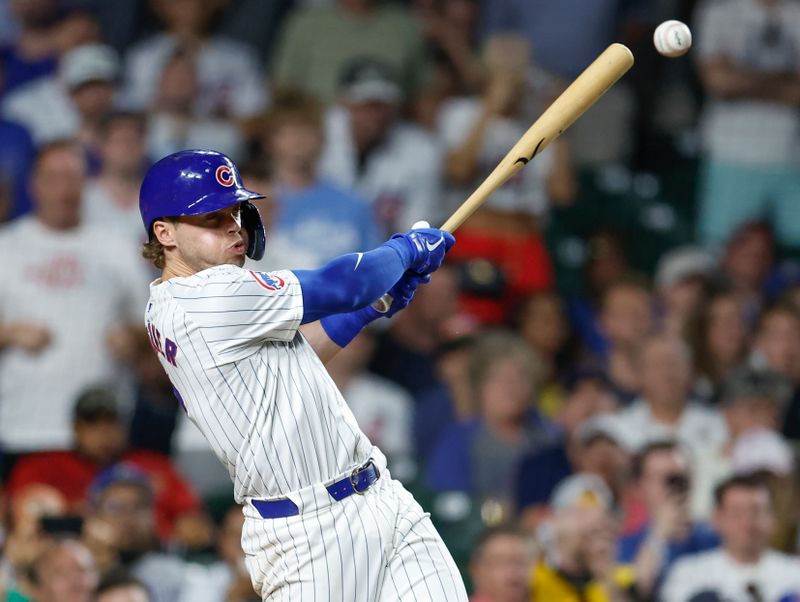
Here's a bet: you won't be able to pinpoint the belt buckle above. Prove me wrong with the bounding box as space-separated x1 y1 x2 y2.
349 460 374 495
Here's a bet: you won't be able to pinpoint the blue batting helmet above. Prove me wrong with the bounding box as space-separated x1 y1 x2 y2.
139 149 266 260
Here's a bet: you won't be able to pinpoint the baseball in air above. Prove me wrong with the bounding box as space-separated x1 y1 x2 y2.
654 20 692 58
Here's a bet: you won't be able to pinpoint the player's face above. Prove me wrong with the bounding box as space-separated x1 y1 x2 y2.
171 204 249 271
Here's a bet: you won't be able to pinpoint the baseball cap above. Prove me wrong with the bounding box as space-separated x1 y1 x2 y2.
88 463 153 505
73 386 120 422
339 57 402 104
731 429 794 477
60 43 120 90
550 473 613 512
654 245 718 288
575 414 626 449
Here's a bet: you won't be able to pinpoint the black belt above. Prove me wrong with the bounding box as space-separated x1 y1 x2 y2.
251 460 380 519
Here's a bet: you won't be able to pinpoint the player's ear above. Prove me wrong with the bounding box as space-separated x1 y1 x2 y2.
152 219 177 248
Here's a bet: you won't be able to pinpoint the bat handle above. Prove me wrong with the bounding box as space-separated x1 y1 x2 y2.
371 220 432 314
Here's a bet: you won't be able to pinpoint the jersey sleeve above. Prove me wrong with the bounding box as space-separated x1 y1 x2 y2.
170 265 304 362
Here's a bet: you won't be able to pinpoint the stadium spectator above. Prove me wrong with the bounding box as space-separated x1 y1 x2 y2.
82 464 191 602
515 406 626 530
690 367 791 520
618 441 719 601
410 0 484 127
468 525 529 602
482 0 637 166
0 1 97 96
694 0 800 249
248 89 379 271
653 245 718 337
427 330 556 515
30 538 98 602
412 326 478 465
82 111 149 245
370 263 460 396
94 569 152 602
685 290 749 403
272 0 429 105
596 278 654 403
730 429 798 553
661 474 800 602
437 35 573 324
3 42 118 147
123 0 266 120
0 141 149 457
318 56 443 237
720 221 775 318
531 473 633 602
145 46 245 163
514 291 573 416
327 330 416 482
749 302 800 440
612 333 727 454
6 386 209 545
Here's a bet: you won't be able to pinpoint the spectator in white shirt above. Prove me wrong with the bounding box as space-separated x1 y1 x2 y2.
0 140 149 454
318 56 443 236
145 46 245 163
3 42 119 146
82 111 149 246
661 473 800 602
613 332 727 455
123 0 267 120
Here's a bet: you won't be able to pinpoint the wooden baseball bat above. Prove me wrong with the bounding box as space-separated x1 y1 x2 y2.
373 43 634 313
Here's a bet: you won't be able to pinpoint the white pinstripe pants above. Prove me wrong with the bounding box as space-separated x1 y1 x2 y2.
241 469 468 601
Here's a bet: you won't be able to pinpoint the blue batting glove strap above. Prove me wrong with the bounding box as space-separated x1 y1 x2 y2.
320 306 381 348
384 271 429 317
391 228 456 274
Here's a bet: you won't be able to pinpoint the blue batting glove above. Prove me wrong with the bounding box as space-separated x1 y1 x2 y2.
391 226 456 275
382 271 431 317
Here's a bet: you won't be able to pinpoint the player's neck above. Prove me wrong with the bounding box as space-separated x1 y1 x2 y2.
161 257 198 281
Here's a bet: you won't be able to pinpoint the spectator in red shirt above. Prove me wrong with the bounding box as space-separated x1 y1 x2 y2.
7 386 210 546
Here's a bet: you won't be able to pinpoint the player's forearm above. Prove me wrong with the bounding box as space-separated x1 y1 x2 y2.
294 241 412 323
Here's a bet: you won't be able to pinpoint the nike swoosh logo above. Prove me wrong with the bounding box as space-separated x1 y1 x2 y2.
425 238 444 252
354 252 364 270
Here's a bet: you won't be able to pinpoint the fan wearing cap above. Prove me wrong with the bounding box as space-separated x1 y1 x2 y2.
319 56 443 237
654 245 719 336
6 387 208 547
3 42 120 145
531 473 634 602
662 474 800 602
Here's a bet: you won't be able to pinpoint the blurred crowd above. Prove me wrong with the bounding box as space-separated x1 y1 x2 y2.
1 0 800 600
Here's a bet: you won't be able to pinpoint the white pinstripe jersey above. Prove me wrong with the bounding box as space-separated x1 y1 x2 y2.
144 264 374 502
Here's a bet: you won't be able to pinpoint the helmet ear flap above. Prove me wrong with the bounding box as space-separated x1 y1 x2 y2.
241 201 266 261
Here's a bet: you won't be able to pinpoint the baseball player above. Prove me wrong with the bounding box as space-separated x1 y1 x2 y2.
140 150 468 601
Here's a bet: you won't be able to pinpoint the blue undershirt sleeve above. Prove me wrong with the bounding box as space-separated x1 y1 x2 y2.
294 239 412 324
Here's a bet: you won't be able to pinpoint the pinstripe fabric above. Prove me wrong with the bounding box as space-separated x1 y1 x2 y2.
145 264 372 501
241 472 467 602
146 263 466 600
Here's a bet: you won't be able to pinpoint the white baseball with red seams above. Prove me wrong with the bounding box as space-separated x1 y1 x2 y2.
654 20 692 58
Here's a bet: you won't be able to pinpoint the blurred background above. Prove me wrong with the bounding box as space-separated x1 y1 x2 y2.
1 0 800 600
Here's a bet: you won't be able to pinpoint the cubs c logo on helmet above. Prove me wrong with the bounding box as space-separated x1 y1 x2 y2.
250 271 286 291
215 165 235 187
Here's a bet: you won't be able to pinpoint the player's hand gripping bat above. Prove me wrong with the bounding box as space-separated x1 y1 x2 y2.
373 42 634 313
